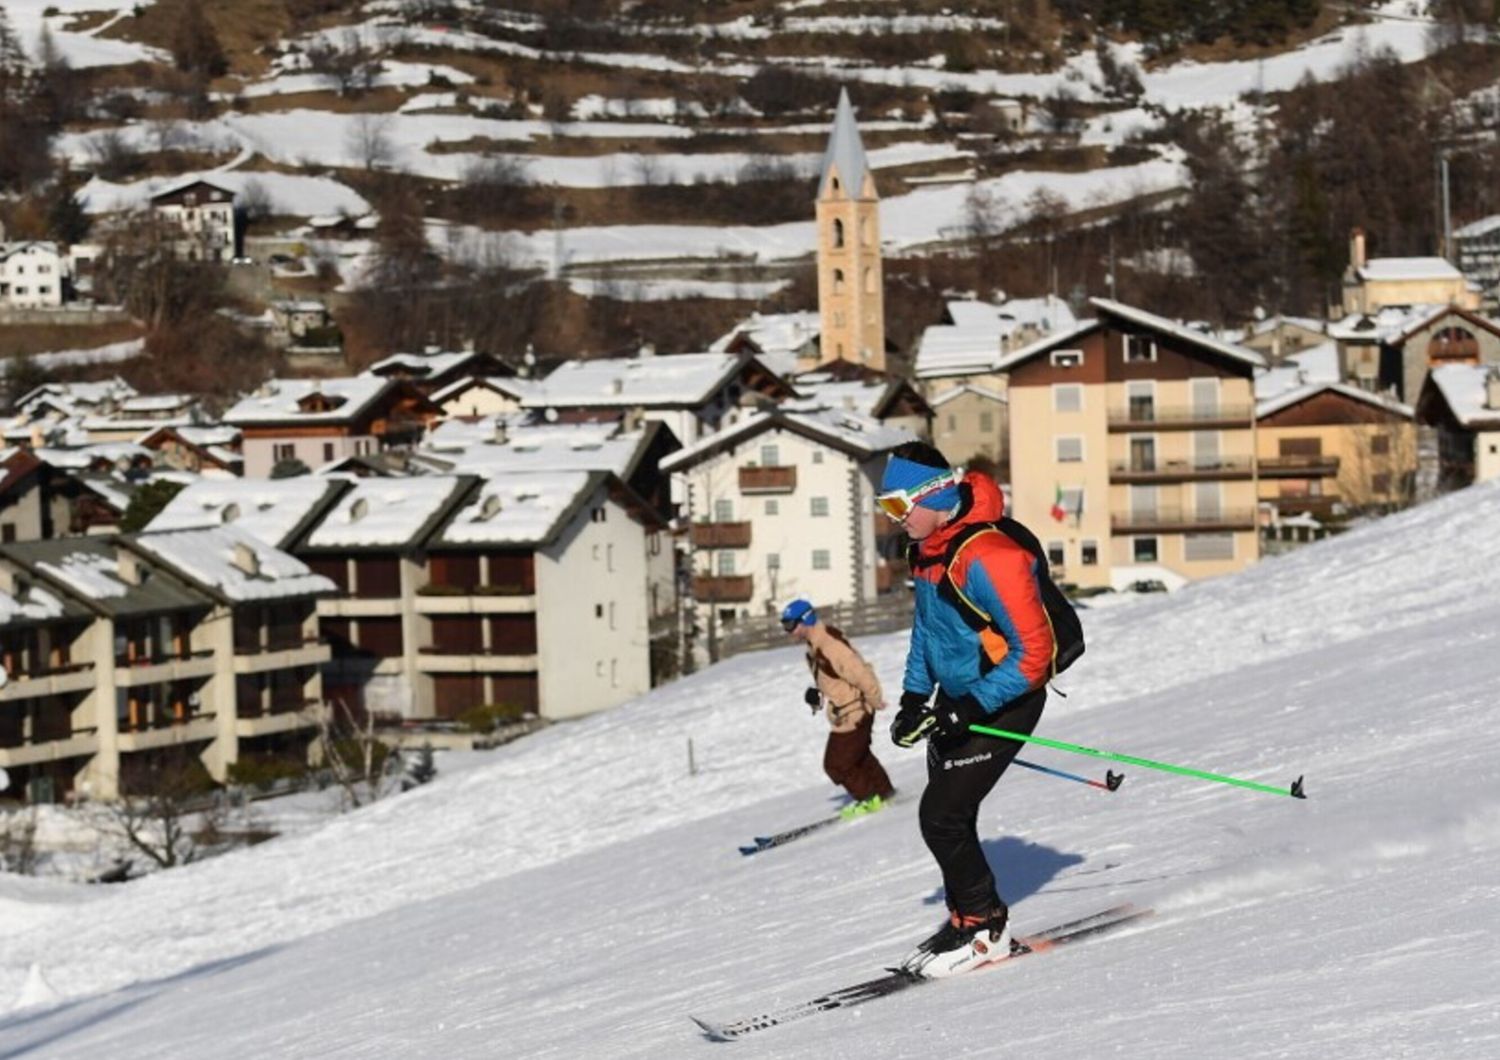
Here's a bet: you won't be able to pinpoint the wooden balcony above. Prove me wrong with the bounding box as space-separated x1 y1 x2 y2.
693 574 754 603
1268 495 1343 520
1107 405 1254 432
739 465 796 494
1109 457 1255 484
1110 508 1257 534
1258 455 1341 479
691 521 752 548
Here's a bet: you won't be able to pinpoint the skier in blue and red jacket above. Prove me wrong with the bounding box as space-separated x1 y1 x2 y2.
879 440 1055 978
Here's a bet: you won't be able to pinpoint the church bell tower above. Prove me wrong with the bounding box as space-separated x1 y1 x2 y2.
816 88 885 371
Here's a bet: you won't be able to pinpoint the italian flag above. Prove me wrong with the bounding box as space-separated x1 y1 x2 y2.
1050 484 1067 523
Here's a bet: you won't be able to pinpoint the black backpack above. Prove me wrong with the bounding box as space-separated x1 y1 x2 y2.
933 516 1085 678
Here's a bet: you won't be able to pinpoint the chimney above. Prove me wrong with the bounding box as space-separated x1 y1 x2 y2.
231 541 260 577
117 551 142 586
1486 368 1500 411
492 418 509 445
1350 228 1366 271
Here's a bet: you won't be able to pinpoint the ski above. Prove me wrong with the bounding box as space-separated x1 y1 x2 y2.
738 797 900 857
691 904 1151 1042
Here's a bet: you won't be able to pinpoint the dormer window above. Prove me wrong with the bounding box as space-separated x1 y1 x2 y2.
298 391 347 414
1125 336 1156 363
1051 349 1084 368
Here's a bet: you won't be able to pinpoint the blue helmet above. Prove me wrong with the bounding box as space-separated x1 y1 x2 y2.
780 598 817 630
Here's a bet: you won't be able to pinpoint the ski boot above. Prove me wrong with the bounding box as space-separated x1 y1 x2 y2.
901 907 1013 978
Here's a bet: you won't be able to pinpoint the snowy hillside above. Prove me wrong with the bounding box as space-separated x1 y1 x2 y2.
3 479 1500 1056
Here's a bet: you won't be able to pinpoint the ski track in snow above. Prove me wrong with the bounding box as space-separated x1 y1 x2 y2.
3 481 1500 1055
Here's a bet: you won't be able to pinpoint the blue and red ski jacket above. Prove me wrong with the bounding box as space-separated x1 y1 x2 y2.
902 471 1055 713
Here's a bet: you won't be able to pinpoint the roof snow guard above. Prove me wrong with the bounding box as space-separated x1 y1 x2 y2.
819 88 870 199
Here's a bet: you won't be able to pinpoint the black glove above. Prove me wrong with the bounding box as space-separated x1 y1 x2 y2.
803 687 821 713
890 690 935 748
932 690 986 746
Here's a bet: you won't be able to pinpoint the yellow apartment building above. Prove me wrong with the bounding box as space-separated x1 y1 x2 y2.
1002 299 1264 590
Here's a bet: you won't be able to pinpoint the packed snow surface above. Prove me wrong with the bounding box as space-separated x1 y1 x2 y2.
3 479 1500 1056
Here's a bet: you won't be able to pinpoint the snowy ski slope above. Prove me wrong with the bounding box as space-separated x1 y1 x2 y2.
3 480 1500 1056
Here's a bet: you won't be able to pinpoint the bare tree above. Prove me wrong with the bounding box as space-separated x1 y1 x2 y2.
314 699 400 809
95 753 218 870
306 29 382 97
347 112 395 172
0 807 39 875
1339 421 1420 516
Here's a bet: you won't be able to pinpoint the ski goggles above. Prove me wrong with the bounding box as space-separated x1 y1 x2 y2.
780 617 801 632
875 467 963 522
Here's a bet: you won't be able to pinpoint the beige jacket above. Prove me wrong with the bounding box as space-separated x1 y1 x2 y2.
803 624 885 733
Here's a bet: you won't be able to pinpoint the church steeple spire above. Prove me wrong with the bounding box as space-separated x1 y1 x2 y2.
815 88 884 371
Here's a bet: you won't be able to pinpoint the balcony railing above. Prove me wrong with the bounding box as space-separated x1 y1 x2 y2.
738 465 797 494
691 521 752 548
693 574 754 603
1269 495 1343 519
1110 508 1258 534
1109 457 1255 483
1258 455 1341 478
1107 404 1254 431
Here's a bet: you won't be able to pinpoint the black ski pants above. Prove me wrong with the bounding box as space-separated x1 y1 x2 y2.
918 685 1047 919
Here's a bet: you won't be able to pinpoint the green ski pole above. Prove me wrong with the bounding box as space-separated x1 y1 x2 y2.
969 724 1306 799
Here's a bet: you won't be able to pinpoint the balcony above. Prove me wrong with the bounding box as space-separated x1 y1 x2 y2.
1109 457 1255 484
116 715 219 753
0 730 101 768
1268 495 1343 520
1258 455 1341 479
693 574 754 603
414 590 538 614
1107 404 1254 432
0 662 96 703
236 699 324 738
691 521 752 549
1110 508 1258 534
233 640 332 675
113 650 217 687
739 465 796 494
415 651 539 673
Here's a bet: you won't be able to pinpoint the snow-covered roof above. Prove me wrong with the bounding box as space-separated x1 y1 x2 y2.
1356 257 1464 283
1088 299 1265 369
1257 380 1413 421
709 311 821 363
1455 215 1500 240
661 405 915 473
146 478 345 548
132 525 336 603
523 352 753 409
917 297 1079 378
1247 314 1327 337
224 377 390 425
1427 364 1500 428
0 581 70 625
365 350 474 379
430 375 539 406
427 421 654 480
1326 305 1443 343
1254 341 1343 404
33 442 153 471
433 470 602 547
148 175 236 202
820 88 870 196
16 378 137 416
929 383 1007 408
303 476 471 550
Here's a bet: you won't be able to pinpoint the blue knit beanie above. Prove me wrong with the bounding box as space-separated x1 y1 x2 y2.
881 454 961 511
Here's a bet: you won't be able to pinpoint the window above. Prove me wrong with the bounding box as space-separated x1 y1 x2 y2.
833 218 845 247
273 443 296 462
1373 472 1392 494
766 553 780 570
765 499 779 515
833 269 846 294
1081 540 1098 566
946 414 957 432
714 499 734 521
811 497 830 517
716 551 736 576
1191 378 1219 416
1193 430 1221 469
812 550 831 570
760 444 780 467
1195 482 1222 519
1 524 14 543
1279 437 1321 457
812 451 824 464
606 544 614 572
1050 349 1083 368
1046 541 1065 567
979 411 994 433
1126 335 1157 362
1053 384 1083 413
1133 537 1159 563
1060 487 1084 520
595 604 604 618
1371 434 1390 456
323 442 335 462
1127 381 1155 421
1184 533 1234 561
608 602 616 630
1056 436 1084 463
